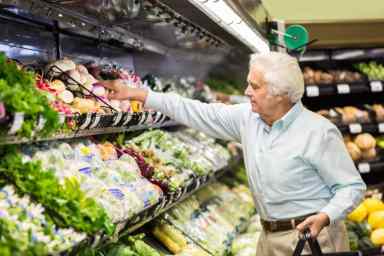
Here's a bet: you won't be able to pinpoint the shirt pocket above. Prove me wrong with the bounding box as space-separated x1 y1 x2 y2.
258 152 310 203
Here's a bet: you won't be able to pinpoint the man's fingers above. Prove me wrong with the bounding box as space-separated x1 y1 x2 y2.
99 80 117 90
310 227 319 238
296 217 313 232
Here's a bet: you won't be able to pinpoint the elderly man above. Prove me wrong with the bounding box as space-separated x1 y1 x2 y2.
102 52 366 255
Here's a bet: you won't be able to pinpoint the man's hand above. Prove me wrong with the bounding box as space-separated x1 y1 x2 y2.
100 80 148 102
296 213 330 238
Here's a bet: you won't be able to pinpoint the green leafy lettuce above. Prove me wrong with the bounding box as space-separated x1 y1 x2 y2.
0 53 59 138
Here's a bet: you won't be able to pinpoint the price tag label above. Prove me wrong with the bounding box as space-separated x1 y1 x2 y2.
36 116 46 131
89 114 101 129
122 113 133 126
166 193 175 206
112 112 123 126
349 123 362 134
79 113 93 129
156 113 164 124
306 86 319 97
58 113 66 125
337 84 350 94
8 113 24 135
181 186 188 198
160 115 168 124
145 113 154 125
138 113 147 125
174 190 183 201
159 197 167 209
154 202 164 214
370 81 383 92
194 178 201 190
379 123 384 133
358 163 370 174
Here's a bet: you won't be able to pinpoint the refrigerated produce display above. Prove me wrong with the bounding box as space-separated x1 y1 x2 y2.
0 0 384 255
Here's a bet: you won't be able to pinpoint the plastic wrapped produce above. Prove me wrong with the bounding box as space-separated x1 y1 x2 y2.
130 130 217 176
124 145 191 192
176 244 211 256
20 140 162 223
246 215 263 233
156 183 255 255
152 222 188 253
231 233 260 255
0 185 86 254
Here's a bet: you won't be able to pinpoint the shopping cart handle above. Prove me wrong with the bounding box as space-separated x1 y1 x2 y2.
293 228 323 256
294 229 384 256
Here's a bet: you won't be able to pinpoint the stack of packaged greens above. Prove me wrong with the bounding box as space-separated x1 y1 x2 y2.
152 182 255 255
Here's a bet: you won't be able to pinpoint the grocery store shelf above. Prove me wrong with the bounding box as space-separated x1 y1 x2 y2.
161 203 253 256
64 146 243 255
297 48 384 62
356 160 384 186
0 111 179 145
304 80 384 98
357 161 384 174
117 155 242 236
337 122 384 135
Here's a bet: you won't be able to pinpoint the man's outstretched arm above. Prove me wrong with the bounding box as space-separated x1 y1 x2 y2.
102 80 246 142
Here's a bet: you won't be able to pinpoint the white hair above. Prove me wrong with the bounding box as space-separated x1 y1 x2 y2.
249 52 304 103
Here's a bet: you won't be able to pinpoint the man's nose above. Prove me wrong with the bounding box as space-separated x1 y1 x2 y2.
244 85 252 96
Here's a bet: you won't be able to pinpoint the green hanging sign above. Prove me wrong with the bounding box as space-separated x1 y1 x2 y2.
284 25 309 51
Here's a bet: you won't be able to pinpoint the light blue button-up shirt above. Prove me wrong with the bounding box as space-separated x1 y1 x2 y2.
146 91 366 222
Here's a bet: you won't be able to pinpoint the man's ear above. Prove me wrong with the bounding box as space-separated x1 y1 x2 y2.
277 94 290 103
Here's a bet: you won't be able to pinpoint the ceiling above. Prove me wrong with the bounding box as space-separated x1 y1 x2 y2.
262 0 384 22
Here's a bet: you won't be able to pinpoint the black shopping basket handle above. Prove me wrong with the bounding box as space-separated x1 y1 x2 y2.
293 229 323 256
293 229 384 256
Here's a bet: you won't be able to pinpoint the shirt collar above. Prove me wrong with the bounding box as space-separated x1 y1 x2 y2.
273 101 304 131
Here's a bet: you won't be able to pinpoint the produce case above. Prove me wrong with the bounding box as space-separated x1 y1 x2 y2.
0 0 260 255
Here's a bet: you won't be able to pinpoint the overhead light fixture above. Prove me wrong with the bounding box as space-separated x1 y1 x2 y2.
204 0 241 25
188 0 269 53
231 22 270 53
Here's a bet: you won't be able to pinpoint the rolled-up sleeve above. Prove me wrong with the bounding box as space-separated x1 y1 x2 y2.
145 90 246 142
310 126 366 222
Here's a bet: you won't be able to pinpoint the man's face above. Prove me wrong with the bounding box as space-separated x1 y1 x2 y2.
244 67 280 114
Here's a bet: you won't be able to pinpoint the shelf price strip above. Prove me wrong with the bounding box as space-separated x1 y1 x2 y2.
378 123 384 133
349 123 362 134
337 84 350 94
306 85 319 97
358 163 370 174
370 81 383 92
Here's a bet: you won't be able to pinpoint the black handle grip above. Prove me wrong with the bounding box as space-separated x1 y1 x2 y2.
293 229 323 256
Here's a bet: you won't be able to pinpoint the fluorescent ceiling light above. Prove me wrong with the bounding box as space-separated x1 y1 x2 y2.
204 1 241 25
231 22 270 53
189 0 269 53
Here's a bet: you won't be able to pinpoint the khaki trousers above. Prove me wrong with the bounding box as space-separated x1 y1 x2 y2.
256 221 350 256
